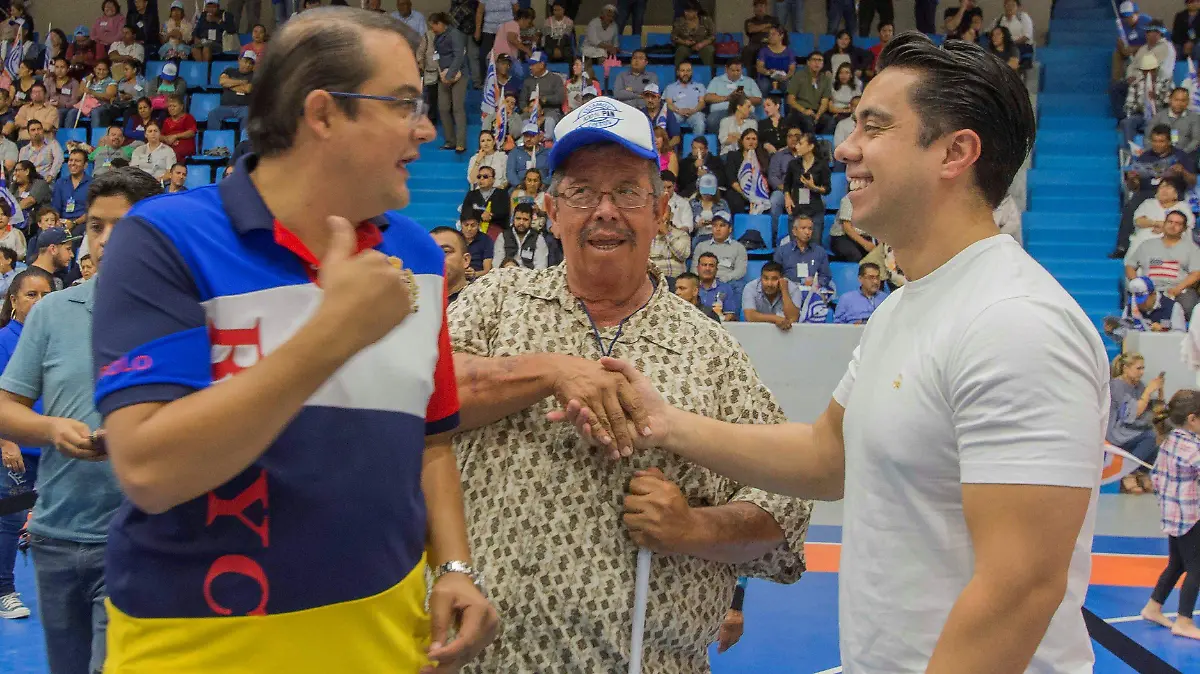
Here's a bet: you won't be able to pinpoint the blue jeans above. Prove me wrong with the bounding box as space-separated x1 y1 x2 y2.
1121 428 1161 465
683 111 707 135
827 0 856 34
775 0 806 33
273 0 295 24
770 190 787 223
30 535 108 674
0 452 39 596
206 105 249 132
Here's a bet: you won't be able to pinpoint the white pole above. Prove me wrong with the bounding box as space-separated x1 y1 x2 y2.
628 547 652 674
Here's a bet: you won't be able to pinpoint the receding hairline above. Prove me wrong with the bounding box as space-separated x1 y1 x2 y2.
272 8 418 56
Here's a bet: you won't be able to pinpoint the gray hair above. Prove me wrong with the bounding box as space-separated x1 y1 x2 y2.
247 7 420 158
548 143 664 198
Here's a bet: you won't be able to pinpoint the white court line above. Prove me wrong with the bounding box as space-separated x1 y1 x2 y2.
1105 612 1178 624
812 667 843 674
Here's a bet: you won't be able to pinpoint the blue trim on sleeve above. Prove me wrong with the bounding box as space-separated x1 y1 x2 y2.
95 327 212 409
425 411 460 437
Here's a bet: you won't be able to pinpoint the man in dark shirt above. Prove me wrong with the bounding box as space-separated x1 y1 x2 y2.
206 50 256 134
1128 124 1198 191
460 166 510 238
432 226 471 304
674 271 721 322
677 136 726 196
459 215 494 280
943 1 983 35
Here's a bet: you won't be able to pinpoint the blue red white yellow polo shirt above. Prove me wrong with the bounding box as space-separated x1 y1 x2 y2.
91 154 459 673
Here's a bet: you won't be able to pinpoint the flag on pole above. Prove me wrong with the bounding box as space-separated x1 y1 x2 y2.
494 98 509 143
481 52 499 119
737 152 771 215
1116 17 1129 48
1101 442 1153 485
653 103 668 130
529 83 541 130
1188 59 1200 112
6 38 22 80
42 23 51 72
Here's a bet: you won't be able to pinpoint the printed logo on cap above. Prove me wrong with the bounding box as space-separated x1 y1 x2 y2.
575 100 622 130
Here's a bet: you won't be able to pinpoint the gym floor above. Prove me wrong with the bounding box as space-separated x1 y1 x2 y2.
1 497 1198 673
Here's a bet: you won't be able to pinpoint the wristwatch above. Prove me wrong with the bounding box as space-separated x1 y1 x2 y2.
433 560 487 597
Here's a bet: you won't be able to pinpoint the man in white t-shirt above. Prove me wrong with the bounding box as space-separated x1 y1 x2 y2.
551 34 1108 674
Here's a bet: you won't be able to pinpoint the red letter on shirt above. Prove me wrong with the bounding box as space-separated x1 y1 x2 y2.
206 469 270 548
209 320 264 381
203 554 270 616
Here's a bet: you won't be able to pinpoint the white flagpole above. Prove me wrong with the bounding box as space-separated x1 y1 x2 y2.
628 547 651 674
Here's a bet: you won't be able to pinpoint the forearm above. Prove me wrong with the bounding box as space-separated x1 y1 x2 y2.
926 574 1067 674
104 318 355 514
423 439 473 567
453 352 561 431
0 394 53 446
682 502 784 564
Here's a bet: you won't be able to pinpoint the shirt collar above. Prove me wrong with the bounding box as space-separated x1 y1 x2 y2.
66 278 96 311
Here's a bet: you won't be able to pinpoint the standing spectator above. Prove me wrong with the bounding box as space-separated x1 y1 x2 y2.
742 261 801 329
914 0 938 34
674 271 722 321
788 51 835 134
833 262 885 324
828 0 856 35
774 214 832 289
663 62 708 134
519 52 566 132
829 194 874 262
543 2 575 63
774 0 805 34
704 60 762 133
743 0 780 74
160 0 194 43
1109 352 1164 493
160 95 197 163
756 26 796 97
130 123 178 181
1125 208 1200 316
449 0 481 88
15 85 58 143
93 0 128 48
579 4 619 77
431 13 468 154
492 7 531 77
691 212 747 286
468 130 509 189
690 173 730 238
417 23 442 126
52 150 93 231
47 59 83 131
650 201 691 283
671 2 716 67
768 128 801 220
108 25 147 81
18 122 63 186
724 128 769 214
695 251 739 320
459 215 494 280
783 132 830 229
207 50 256 134
393 0 427 36
462 165 511 236
858 0 893 38
1176 0 1200 58
613 49 657 112
829 64 862 120
718 94 758 156
493 202 547 269
192 0 236 63
242 24 270 62
616 0 647 39
1150 88 1200 154
865 23 893 79
227 0 261 34
127 0 161 55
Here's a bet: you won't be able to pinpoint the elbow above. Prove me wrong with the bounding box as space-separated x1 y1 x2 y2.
112 458 180 515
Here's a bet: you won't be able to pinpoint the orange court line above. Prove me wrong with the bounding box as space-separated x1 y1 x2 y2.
804 543 1169 588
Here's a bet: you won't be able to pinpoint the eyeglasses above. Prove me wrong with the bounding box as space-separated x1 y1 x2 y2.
477 173 493 179
555 185 652 210
325 91 428 121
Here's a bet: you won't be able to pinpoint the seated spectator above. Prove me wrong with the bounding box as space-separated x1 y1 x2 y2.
108 25 146 81
506 123 548 190
543 2 575 63
2 1 34 44
650 202 691 283
742 0 779 76
158 28 193 61
68 58 119 130
208 50 256 134
1122 53 1173 146
862 240 907 289
66 26 101 79
643 85 681 147
948 15 983 43
1125 275 1187 331
718 94 758 157
492 53 525 107
995 0 1034 48
742 262 802 330
985 26 1020 71
829 64 862 121
50 150 91 230
27 227 76 290
1130 175 1194 251
430 226 470 305
160 94 197 163
757 96 792 154
579 4 619 77
46 58 82 131
115 60 150 119
1128 125 1198 197
14 84 58 143
17 122 62 186
165 163 188 193
0 91 16 139
509 168 549 231
148 62 187 103
663 62 708 135
10 162 51 232
690 212 747 286
78 253 96 283
755 25 795 96
783 132 830 230
9 59 38 108
864 23 893 80
833 95 860 151
32 207 60 240
678 136 725 197
674 271 722 321
123 97 160 144
161 0 194 43
519 52 565 133
690 174 730 239
1125 208 1200 319
0 202 26 259
431 12 469 153
130 122 177 181
243 24 269 62
458 215 494 280
192 0 235 62
724 129 770 215
768 128 801 220
704 61 762 135
0 246 19 295
613 50 657 112
493 202 548 270
774 214 833 291
1127 22 1176 85
943 1 983 36
0 135 16 175
468 130 510 190
660 171 693 233
672 2 716 67
694 251 739 321
787 52 835 135
824 31 871 83
830 194 875 262
93 0 128 48
564 58 599 112
1149 87 1200 154
655 127 679 176
84 125 135 175
1107 351 1162 492
833 262 886 324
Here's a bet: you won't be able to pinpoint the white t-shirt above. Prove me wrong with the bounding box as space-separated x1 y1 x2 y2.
832 234 1108 674
1130 198 1195 250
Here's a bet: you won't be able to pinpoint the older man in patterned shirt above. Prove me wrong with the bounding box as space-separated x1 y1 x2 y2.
447 97 810 673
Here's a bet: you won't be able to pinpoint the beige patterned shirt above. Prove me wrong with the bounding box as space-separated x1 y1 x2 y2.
448 264 811 674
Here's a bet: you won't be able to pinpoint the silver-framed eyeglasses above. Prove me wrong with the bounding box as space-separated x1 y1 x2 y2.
556 185 653 210
325 91 428 121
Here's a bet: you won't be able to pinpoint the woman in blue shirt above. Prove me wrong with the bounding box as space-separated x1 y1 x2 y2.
0 267 54 619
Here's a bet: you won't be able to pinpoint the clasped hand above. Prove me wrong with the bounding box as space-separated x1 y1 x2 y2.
546 357 671 460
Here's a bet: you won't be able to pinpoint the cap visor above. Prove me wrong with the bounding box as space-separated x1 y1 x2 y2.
548 127 658 174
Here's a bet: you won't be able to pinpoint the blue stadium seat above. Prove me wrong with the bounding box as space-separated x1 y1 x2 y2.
817 34 835 52
57 127 87 146
189 93 221 121
691 67 712 86
828 173 848 208
733 214 775 255
90 127 106 145
179 61 210 89
647 64 675 86
822 213 834 250
145 60 168 82
618 34 642 53
927 34 945 45
193 129 236 160
1176 60 1190 85
606 66 629 93
208 67 227 90
184 165 214 189
830 261 860 299
858 37 880 49
548 61 570 75
789 33 815 56
646 32 671 48
745 258 767 283
776 214 791 245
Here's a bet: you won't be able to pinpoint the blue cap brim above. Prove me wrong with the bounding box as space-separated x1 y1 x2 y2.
547 127 659 174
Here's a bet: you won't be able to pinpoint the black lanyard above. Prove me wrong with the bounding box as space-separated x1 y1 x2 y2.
578 279 656 357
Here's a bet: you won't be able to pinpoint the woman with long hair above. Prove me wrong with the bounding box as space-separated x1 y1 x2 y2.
823 30 871 82
160 94 197 163
565 57 599 112
717 93 758 156
0 267 55 621
830 63 862 120
11 162 50 227
986 26 1020 71
468 130 509 190
46 28 70 63
1108 352 1164 493
131 122 177 181
784 132 831 224
724 128 770 215
123 97 159 144
656 127 679 176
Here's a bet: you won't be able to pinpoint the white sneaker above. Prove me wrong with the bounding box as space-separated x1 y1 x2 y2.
0 592 30 619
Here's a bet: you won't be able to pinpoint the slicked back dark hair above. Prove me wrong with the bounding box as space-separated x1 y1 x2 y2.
247 7 419 158
877 31 1035 208
88 166 164 205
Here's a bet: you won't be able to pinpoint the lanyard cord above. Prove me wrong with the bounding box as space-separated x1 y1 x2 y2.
578 278 657 358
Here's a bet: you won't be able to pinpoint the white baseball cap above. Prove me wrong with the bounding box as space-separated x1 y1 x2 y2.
643 82 661 96
1119 1 1137 16
548 96 658 174
241 49 257 62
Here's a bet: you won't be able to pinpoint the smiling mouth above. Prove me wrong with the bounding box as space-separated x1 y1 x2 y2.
849 177 873 192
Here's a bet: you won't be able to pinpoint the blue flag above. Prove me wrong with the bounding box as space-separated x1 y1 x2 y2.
738 153 771 214
481 52 498 118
